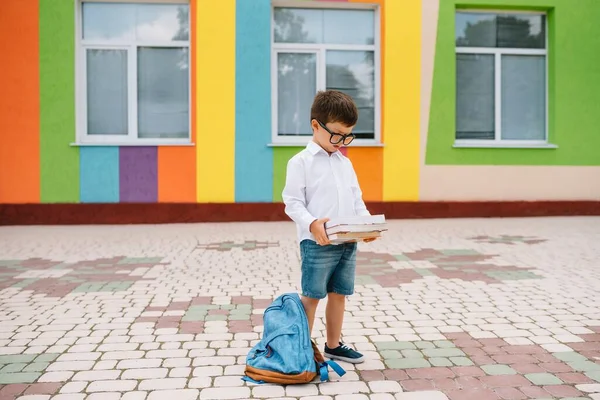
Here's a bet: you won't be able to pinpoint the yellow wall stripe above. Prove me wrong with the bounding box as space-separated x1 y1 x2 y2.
196 0 235 202
382 0 421 201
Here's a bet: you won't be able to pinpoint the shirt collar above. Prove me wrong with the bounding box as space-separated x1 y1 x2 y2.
307 141 343 158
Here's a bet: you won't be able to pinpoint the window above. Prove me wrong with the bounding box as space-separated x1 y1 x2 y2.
455 11 547 144
77 1 190 144
272 5 380 144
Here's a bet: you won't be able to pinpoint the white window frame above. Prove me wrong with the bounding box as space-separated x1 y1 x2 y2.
455 9 549 148
75 0 192 146
271 0 381 146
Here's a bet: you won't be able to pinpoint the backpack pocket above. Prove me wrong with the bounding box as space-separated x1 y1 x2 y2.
247 324 309 375
249 325 299 360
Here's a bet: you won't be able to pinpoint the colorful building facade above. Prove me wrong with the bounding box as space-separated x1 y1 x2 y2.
1 0 599 215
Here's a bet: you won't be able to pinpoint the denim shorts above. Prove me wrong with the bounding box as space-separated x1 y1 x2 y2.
300 239 358 299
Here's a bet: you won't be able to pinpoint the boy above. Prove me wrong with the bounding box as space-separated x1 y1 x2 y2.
282 90 374 364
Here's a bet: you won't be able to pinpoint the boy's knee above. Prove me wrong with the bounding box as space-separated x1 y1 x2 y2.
301 295 320 310
327 292 346 302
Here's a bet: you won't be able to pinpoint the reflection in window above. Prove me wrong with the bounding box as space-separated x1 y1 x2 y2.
456 54 494 140
277 53 317 136
83 3 189 42
455 11 546 142
273 7 379 141
274 8 374 45
326 51 375 139
86 49 128 135
138 48 189 139
456 12 545 49
501 55 545 140
80 2 190 142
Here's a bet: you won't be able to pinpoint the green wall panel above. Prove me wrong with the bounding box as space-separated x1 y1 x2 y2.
427 0 600 166
40 0 79 202
272 147 303 202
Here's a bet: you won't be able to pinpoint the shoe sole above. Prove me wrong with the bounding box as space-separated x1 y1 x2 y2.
324 352 365 364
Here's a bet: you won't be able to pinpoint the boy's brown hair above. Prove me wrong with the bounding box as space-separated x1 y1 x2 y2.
310 90 358 126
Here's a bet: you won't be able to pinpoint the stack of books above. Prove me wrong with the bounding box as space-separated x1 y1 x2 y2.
325 214 387 244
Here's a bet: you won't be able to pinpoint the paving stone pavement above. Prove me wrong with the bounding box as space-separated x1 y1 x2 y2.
0 217 599 400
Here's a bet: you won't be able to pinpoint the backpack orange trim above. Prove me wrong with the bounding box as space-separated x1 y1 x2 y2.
244 341 325 384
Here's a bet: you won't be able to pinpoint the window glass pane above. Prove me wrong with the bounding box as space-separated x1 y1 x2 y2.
455 12 496 47
274 8 374 45
456 12 545 49
274 8 322 43
498 14 545 49
326 51 375 139
83 3 189 42
501 55 545 140
136 5 189 41
138 48 189 139
87 49 128 135
83 3 135 41
323 9 374 45
277 53 317 136
456 54 495 140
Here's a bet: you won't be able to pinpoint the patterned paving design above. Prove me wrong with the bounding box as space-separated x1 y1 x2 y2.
0 217 599 399
0 257 163 297
469 235 548 245
134 297 266 335
356 249 542 286
197 241 280 251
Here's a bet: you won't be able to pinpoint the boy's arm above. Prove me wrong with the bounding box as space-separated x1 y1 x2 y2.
351 166 371 217
282 158 317 232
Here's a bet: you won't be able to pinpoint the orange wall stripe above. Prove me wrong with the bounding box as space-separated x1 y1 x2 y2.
0 0 40 203
347 147 384 202
343 1 385 202
349 0 384 142
347 0 385 202
157 0 197 203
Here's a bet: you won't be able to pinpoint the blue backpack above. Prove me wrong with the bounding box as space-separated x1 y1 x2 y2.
243 293 346 384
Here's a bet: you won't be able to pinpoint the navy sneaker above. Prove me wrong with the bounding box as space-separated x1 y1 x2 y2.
324 342 365 364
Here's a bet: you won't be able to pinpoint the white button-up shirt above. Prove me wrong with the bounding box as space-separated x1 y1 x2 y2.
282 141 370 243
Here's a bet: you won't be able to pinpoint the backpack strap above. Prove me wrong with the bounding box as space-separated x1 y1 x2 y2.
241 376 265 385
318 360 346 382
319 363 330 382
325 360 346 377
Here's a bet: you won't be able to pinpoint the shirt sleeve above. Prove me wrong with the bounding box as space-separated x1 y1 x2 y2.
282 157 317 232
350 163 371 217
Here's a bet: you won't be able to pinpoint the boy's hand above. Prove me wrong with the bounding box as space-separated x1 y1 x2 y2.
310 218 331 246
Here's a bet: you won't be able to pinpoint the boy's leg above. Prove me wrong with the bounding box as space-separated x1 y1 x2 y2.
300 240 343 336
323 242 364 363
325 292 345 348
301 296 320 334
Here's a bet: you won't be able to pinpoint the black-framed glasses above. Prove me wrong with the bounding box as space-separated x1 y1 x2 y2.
316 120 355 145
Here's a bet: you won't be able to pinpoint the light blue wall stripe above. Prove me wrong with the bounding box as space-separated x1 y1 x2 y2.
235 0 273 202
80 147 119 203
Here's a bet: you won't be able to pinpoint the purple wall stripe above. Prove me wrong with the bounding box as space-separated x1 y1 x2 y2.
119 147 157 203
